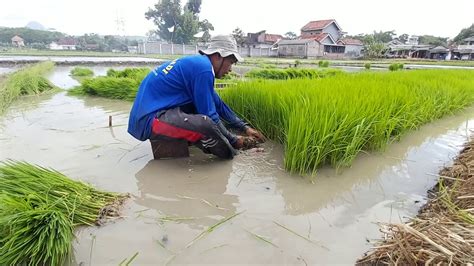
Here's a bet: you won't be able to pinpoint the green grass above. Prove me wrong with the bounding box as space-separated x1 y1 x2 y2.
70 67 94 77
219 69 474 174
0 61 56 113
0 161 128 265
245 68 342 80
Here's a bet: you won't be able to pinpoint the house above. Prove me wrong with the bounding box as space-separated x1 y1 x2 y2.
338 38 363 57
49 37 77 50
246 30 284 48
429 46 449 60
11 35 25 47
452 36 474 60
300 19 344 41
386 38 432 58
277 39 321 57
277 19 346 58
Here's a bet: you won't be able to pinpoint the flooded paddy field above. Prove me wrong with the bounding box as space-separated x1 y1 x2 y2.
1 66 473 264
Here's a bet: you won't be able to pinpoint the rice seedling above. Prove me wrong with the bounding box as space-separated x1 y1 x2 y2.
220 69 474 174
185 211 243 249
119 252 139 266
245 68 342 80
244 229 278 248
0 61 55 113
318 60 330 67
364 63 371 70
0 160 128 265
69 67 150 99
70 67 94 77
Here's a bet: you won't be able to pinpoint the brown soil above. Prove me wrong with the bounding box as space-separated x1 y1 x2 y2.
357 139 474 265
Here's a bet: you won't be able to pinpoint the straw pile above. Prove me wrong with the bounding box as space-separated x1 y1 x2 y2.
357 139 474 265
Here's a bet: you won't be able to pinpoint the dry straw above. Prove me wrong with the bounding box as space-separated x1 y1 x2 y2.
357 140 474 265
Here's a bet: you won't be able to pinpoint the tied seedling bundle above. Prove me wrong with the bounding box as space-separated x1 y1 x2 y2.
0 160 128 265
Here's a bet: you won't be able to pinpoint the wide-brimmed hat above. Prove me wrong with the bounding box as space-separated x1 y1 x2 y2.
199 35 243 62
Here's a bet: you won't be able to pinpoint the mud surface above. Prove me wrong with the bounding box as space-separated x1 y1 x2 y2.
0 69 473 264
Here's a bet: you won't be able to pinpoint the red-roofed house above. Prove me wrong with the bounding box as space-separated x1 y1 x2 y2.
246 30 284 48
11 35 25 47
277 19 363 58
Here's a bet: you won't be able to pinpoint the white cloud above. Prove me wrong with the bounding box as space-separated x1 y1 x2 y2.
0 0 472 38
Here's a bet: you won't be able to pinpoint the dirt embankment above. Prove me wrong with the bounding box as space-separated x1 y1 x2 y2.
357 138 474 265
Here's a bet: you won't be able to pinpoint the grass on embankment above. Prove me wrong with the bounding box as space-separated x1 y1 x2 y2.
0 160 128 265
0 61 56 114
219 69 474 174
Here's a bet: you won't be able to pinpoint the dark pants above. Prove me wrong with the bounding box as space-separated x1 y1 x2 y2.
150 107 236 159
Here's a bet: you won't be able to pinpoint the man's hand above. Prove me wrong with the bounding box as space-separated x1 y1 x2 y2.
245 127 265 143
233 135 259 150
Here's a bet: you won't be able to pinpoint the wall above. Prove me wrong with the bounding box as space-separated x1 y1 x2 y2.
344 45 363 57
138 42 277 57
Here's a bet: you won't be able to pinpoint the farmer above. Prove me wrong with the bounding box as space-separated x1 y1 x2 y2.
128 35 264 159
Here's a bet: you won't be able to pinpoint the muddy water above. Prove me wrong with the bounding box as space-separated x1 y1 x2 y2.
1 72 473 264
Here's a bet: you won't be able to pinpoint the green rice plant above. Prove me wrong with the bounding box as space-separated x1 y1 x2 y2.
245 68 342 80
0 61 55 113
0 195 74 266
106 67 150 80
220 69 474 174
318 60 330 67
0 161 128 265
364 63 371 70
389 63 404 71
70 67 94 77
70 67 150 99
257 63 277 69
69 76 140 100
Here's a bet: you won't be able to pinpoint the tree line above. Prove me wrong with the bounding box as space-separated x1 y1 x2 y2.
0 27 139 52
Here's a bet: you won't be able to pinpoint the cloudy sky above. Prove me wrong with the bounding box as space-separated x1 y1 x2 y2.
1 0 472 39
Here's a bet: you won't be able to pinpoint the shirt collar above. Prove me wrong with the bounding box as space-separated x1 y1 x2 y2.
204 55 215 77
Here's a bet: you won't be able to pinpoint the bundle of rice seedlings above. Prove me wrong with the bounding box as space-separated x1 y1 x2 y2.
69 67 150 99
357 140 474 265
70 67 94 77
0 160 128 265
0 61 55 113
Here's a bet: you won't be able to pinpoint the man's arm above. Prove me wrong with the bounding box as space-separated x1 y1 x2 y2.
192 71 239 145
212 91 249 131
213 91 265 142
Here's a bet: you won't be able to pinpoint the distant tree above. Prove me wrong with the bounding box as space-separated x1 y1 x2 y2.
372 30 396 43
453 24 474 43
397 33 409 44
418 35 448 46
363 35 387 58
145 0 213 44
284 31 297 40
232 27 246 46
198 19 214 42
185 0 201 15
146 30 161 41
0 27 65 45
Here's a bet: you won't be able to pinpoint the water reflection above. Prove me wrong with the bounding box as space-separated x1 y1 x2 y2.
134 152 238 229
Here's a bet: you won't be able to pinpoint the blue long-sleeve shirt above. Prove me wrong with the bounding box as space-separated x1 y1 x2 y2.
128 55 247 142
